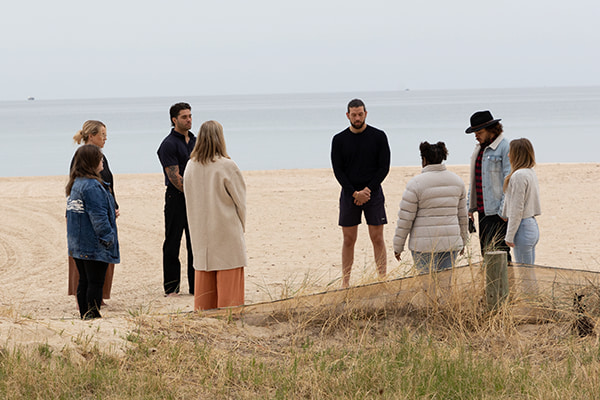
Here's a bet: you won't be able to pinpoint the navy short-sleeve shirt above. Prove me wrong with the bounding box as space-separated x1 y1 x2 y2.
157 128 196 189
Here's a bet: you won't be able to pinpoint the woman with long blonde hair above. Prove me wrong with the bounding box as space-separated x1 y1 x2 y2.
502 138 541 265
183 121 246 311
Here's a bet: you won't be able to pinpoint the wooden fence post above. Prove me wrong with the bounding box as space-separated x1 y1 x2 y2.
484 251 509 310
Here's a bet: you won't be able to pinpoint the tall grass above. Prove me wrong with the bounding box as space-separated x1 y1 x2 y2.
1 273 600 399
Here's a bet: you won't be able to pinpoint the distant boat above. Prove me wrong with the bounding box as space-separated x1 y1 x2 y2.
27 97 35 101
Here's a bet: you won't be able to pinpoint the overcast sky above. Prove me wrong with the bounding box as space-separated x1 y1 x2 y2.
2 0 599 101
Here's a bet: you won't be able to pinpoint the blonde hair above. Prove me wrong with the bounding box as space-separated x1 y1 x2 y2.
503 138 536 192
190 120 230 164
73 120 105 144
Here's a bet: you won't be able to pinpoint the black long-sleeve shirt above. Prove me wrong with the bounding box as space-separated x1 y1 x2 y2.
331 125 391 195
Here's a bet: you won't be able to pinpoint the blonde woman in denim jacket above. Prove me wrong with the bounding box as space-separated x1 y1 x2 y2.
66 144 120 319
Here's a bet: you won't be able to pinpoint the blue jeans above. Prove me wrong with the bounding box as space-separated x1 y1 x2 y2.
411 251 458 273
513 217 539 265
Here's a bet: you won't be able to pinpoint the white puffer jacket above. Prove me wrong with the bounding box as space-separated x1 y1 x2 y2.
393 164 468 254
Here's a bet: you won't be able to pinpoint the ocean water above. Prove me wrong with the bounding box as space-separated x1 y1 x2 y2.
0 86 598 178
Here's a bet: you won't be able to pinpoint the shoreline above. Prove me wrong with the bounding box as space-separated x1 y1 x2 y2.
2 161 600 180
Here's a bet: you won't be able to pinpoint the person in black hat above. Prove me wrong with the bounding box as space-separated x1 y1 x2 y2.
465 110 512 262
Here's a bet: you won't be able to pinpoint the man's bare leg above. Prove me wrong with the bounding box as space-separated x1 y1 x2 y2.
341 226 358 288
368 224 387 279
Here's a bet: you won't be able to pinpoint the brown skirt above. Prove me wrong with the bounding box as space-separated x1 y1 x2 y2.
194 267 244 311
68 256 114 299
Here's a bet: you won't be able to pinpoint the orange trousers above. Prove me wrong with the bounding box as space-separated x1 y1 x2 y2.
194 267 244 311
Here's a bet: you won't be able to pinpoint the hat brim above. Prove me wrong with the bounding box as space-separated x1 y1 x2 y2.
465 119 501 134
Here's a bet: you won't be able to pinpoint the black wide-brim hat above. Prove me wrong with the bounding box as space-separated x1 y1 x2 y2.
465 110 501 133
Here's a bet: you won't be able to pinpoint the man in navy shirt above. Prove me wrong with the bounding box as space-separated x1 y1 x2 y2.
157 102 196 296
331 99 391 288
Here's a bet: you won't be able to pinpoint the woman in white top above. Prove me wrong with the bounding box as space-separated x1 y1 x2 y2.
183 120 247 311
503 138 542 265
393 141 468 272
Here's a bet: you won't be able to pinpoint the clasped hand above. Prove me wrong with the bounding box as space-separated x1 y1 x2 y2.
353 187 371 206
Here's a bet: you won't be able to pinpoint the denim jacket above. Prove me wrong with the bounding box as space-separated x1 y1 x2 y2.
468 134 511 217
67 177 120 264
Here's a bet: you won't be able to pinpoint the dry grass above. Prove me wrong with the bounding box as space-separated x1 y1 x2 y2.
2 268 600 399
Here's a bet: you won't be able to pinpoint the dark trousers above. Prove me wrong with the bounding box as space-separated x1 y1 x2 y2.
477 213 512 262
74 258 108 319
163 187 194 294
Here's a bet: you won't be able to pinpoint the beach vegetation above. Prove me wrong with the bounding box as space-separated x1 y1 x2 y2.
1 271 600 399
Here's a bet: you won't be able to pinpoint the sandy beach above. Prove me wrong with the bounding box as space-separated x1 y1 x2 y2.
0 163 599 351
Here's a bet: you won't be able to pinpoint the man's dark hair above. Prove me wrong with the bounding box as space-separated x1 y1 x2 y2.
169 102 191 126
419 141 448 165
347 98 366 112
486 122 503 138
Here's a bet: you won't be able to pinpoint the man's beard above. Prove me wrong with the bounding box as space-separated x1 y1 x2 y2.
351 121 365 130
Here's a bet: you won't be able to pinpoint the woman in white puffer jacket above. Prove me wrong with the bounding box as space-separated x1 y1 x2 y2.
393 141 469 272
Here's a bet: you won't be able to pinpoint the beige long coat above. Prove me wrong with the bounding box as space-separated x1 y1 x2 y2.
183 157 247 271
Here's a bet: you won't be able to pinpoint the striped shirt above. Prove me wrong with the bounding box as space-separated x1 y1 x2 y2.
475 145 487 213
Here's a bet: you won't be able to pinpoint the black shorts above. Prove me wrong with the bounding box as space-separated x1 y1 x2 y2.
338 187 387 227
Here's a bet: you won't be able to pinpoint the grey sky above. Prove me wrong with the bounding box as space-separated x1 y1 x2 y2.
2 0 599 101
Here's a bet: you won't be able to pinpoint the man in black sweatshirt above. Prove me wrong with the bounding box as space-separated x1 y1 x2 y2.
331 98 391 288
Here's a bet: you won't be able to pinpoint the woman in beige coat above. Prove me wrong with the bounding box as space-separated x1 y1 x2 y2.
393 141 468 272
183 120 247 311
